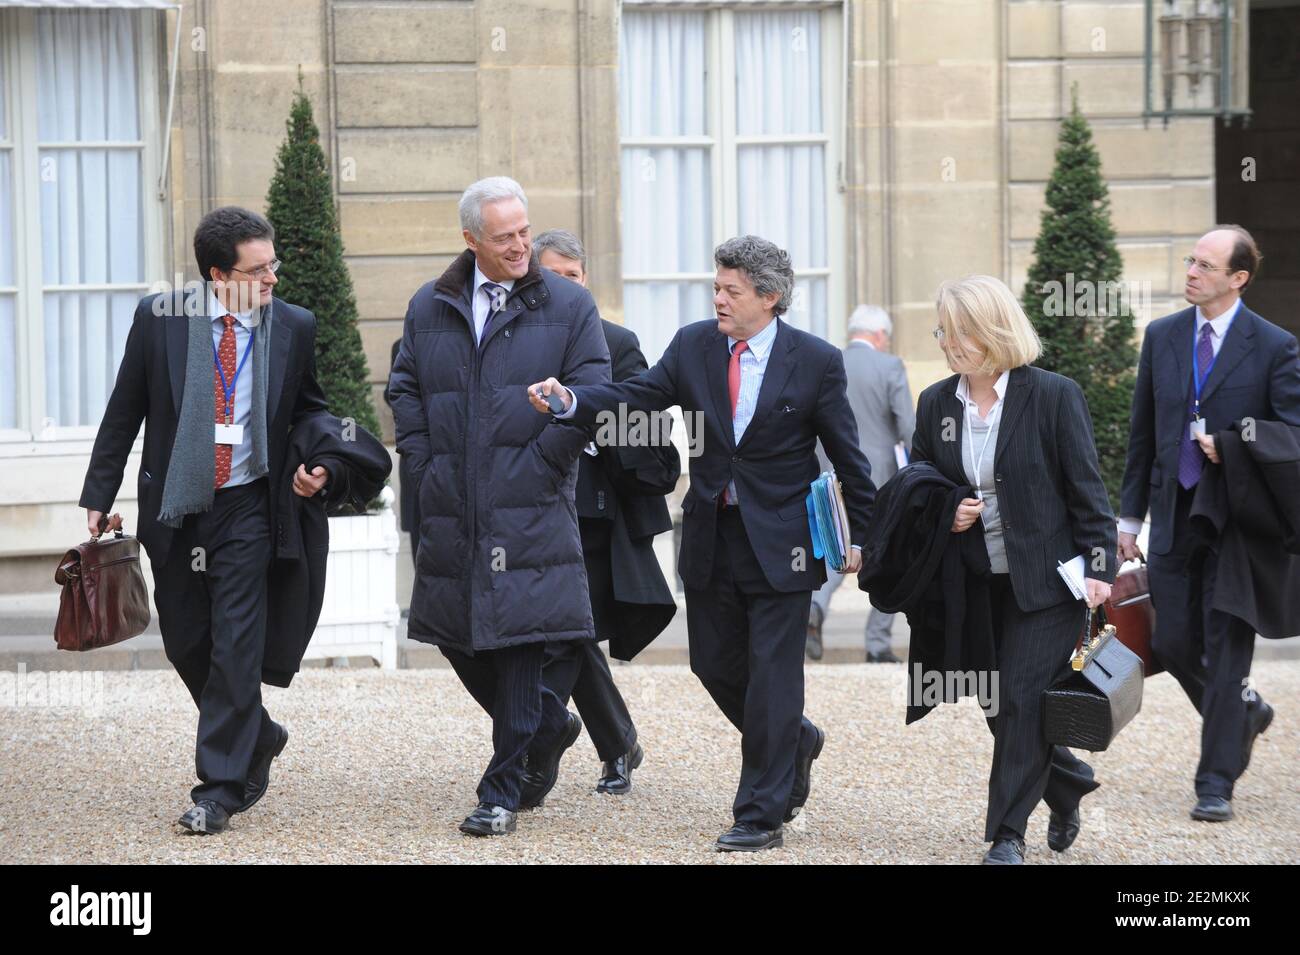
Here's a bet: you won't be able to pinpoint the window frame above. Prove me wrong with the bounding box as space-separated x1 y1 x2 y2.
618 2 846 343
0 7 165 447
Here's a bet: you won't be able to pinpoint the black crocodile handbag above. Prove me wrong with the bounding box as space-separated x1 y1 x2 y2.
1042 605 1144 752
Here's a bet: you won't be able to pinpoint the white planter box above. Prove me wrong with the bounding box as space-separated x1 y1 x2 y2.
304 486 400 669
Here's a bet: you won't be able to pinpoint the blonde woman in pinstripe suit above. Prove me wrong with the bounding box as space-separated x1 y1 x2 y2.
909 275 1117 864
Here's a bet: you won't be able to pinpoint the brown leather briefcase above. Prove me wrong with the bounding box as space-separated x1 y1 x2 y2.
1104 559 1162 677
53 513 151 651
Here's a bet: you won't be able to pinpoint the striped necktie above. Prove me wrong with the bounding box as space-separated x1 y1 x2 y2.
480 282 506 345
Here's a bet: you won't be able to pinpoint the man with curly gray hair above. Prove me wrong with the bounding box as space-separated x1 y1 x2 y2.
528 234 876 852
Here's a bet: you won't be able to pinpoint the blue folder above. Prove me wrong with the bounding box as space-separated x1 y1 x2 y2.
806 471 850 572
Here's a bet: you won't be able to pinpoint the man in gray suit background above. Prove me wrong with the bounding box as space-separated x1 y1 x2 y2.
808 305 915 661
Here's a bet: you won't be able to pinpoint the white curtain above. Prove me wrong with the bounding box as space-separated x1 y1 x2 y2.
37 9 143 429
0 31 13 428
1 47 14 429
619 10 712 364
620 9 832 351
1 153 14 431
735 10 827 337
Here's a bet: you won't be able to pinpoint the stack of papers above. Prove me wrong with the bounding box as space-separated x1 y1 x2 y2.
1056 554 1088 601
806 471 852 572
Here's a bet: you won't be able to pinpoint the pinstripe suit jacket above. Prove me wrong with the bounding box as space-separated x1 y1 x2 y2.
910 364 1117 613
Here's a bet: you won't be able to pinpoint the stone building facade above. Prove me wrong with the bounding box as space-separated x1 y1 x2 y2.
1 0 1294 594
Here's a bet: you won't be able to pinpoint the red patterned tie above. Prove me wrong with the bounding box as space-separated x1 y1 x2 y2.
213 314 237 489
728 340 748 417
722 340 748 504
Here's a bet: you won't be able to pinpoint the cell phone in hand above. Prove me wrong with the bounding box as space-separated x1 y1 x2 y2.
541 389 566 414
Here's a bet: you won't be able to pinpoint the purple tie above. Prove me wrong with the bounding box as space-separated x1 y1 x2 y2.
1177 323 1216 489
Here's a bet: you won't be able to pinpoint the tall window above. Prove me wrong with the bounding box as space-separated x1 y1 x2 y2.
0 35 14 430
0 8 161 440
619 3 844 362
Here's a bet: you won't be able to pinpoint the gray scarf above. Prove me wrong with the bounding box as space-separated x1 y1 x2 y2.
158 294 271 527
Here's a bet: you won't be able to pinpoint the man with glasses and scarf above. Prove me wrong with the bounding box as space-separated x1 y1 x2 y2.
81 207 333 834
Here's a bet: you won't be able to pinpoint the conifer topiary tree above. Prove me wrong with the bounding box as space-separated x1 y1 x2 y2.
1022 86 1138 504
265 79 380 446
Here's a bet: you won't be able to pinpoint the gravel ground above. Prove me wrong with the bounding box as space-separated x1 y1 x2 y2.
1 662 1295 864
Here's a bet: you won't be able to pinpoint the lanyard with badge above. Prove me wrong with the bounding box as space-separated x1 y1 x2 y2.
1189 316 1232 440
213 324 254 445
964 382 1001 503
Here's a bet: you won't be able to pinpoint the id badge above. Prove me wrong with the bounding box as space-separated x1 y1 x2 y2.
1189 418 1207 440
215 423 245 445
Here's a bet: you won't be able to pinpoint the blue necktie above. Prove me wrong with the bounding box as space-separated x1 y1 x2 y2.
1177 323 1216 489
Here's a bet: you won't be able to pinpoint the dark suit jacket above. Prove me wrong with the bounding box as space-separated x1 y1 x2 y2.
577 319 678 531
1121 303 1300 555
578 319 679 660
79 288 331 563
568 317 875 593
384 338 420 534
910 365 1117 613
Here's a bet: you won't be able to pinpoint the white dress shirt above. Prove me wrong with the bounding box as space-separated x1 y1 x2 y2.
472 262 514 344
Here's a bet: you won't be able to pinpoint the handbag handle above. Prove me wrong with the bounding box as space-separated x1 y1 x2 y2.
1071 603 1115 671
90 512 125 543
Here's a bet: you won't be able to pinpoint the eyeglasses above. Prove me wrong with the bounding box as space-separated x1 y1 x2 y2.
230 258 281 280
933 326 972 341
1182 255 1237 275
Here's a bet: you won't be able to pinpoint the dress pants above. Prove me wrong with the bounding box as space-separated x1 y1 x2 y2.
442 643 571 811
542 642 636 763
150 478 279 812
983 574 1100 842
1147 486 1260 799
685 505 817 830
540 517 637 762
811 564 895 655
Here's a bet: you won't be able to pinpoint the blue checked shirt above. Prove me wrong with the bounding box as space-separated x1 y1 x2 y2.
724 317 778 505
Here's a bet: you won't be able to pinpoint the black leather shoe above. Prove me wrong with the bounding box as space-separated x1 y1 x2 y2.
237 722 289 813
715 823 783 852
867 649 902 664
1047 807 1080 852
458 802 517 836
784 724 825 822
519 712 583 810
1242 701 1273 774
1190 795 1234 822
178 799 230 835
805 607 824 661
596 743 643 795
981 837 1025 864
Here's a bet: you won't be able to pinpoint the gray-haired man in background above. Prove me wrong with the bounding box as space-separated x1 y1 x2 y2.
807 305 914 662
526 228 679 800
